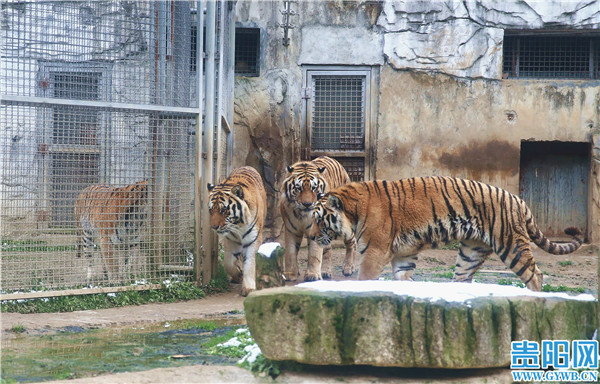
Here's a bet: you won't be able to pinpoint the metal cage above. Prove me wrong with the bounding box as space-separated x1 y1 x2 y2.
1 0 235 297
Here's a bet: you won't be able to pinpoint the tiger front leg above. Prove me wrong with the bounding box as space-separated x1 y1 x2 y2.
358 248 391 280
240 239 260 297
283 230 302 281
223 238 244 284
305 238 325 281
342 237 357 276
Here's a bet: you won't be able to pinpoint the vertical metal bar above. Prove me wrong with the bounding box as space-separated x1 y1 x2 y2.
194 0 205 285
227 1 235 174
214 1 225 187
590 39 595 80
515 37 520 78
201 0 217 284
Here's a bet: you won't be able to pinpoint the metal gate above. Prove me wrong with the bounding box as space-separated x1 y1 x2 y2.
519 141 590 240
302 66 376 181
0 0 234 297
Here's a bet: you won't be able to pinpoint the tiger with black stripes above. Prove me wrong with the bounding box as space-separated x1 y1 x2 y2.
280 156 356 281
207 166 267 296
310 177 583 291
75 180 148 283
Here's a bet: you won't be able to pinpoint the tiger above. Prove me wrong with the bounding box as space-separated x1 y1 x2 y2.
74 180 148 283
280 156 356 281
309 177 584 291
207 166 267 297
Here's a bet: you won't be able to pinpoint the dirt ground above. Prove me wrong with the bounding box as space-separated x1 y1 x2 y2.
2 244 597 384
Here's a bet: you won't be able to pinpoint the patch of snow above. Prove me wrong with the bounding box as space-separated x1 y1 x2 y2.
258 242 280 258
239 343 262 364
218 337 242 348
296 281 596 303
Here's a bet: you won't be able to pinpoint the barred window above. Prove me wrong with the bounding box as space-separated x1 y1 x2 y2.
503 35 599 79
235 28 260 76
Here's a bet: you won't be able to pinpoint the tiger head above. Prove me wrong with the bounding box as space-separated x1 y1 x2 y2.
310 194 352 247
282 163 327 211
207 183 247 235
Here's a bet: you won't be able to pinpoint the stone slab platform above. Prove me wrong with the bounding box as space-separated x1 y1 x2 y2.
244 281 597 368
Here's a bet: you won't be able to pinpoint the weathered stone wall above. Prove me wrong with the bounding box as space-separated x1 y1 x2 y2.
234 0 600 243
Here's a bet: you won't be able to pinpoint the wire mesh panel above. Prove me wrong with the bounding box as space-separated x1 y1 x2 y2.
503 35 600 79
1 1 195 106
0 1 207 294
235 28 260 76
1 104 196 291
305 70 370 181
310 75 365 151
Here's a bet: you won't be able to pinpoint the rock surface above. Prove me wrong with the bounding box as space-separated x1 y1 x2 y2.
244 281 597 368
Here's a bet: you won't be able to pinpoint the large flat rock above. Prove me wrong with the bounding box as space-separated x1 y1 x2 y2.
244 281 597 368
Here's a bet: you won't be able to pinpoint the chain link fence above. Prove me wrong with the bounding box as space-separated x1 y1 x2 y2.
1 0 234 297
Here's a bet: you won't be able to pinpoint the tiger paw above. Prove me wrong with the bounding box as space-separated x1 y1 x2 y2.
284 271 299 281
304 272 322 282
230 273 243 284
321 271 332 280
241 286 255 297
342 264 355 276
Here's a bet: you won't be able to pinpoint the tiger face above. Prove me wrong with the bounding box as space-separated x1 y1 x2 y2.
283 164 327 211
310 194 350 246
207 184 246 235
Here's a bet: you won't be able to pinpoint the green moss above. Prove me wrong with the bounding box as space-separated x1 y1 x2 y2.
272 299 282 312
332 315 343 333
288 303 302 315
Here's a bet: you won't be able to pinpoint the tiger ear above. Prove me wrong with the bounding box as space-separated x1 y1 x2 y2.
318 166 326 174
287 165 294 173
232 185 244 199
207 183 215 191
328 194 343 211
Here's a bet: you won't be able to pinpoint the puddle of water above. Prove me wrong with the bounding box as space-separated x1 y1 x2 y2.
1 319 245 383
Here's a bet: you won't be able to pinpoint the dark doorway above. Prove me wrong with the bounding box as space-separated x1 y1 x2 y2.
519 141 589 241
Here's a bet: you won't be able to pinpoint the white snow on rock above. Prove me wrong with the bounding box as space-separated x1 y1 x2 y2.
218 337 242 348
296 280 596 303
239 343 262 365
257 242 281 258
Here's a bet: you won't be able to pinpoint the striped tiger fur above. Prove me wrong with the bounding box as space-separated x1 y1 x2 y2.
309 177 584 291
207 166 267 297
74 180 148 283
280 156 356 281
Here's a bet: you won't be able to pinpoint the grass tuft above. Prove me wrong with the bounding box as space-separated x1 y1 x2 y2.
9 324 26 333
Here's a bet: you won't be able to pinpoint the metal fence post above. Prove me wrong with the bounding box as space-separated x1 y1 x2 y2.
201 0 217 284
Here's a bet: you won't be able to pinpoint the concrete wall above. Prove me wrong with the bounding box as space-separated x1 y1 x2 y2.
234 0 600 243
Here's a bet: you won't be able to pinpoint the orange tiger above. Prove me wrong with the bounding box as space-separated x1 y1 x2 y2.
310 177 583 291
207 166 267 296
74 180 148 283
280 156 356 281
